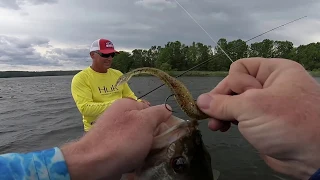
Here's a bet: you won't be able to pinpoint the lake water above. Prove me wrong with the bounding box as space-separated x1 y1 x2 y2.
1 75 318 180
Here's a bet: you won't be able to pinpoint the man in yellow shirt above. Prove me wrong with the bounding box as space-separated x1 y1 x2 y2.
71 38 149 132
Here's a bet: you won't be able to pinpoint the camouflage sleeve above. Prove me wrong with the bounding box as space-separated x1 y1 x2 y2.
0 147 70 180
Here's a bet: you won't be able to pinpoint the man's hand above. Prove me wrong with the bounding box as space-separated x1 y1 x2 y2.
123 97 150 106
197 57 320 180
61 98 171 179
139 99 151 106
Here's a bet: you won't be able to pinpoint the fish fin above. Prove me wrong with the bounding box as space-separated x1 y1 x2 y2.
212 169 220 180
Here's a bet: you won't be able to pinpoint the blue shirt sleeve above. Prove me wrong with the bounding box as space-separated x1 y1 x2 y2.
0 147 70 180
309 169 320 180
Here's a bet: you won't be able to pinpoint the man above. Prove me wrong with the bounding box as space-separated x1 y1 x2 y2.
71 38 149 132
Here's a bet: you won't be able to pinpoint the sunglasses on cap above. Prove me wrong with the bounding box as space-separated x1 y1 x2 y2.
94 51 116 58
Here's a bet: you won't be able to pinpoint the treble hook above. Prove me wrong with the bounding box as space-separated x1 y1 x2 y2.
164 93 177 113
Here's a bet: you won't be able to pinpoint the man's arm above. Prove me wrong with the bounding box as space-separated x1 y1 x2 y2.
71 74 114 117
0 147 70 180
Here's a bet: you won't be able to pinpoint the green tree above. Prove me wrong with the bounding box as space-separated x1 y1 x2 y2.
112 51 133 72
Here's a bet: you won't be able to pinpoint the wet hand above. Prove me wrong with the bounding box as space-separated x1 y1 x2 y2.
196 57 320 179
61 98 172 179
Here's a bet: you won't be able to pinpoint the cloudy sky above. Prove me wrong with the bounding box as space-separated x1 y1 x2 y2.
0 0 319 71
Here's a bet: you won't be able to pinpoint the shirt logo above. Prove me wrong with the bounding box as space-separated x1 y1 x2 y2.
106 41 114 48
98 85 119 95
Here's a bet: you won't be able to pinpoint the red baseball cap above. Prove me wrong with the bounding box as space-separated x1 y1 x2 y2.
89 38 119 54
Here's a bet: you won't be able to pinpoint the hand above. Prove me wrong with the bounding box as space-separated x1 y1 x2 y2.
123 97 151 106
140 99 151 106
61 98 172 180
196 57 320 180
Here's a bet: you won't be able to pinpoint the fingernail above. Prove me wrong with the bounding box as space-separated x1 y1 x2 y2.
164 104 172 111
197 94 212 109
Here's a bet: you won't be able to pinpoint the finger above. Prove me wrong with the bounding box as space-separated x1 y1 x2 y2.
110 98 149 112
141 100 151 107
124 97 139 101
139 101 150 109
210 58 265 95
210 76 234 95
197 93 244 120
144 100 151 106
208 118 225 131
215 58 303 95
228 59 265 93
209 71 262 97
228 73 263 94
230 57 265 76
229 57 295 87
208 119 231 132
220 121 231 132
140 104 173 129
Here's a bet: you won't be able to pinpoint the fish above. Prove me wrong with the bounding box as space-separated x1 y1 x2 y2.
120 115 220 180
116 67 219 180
115 67 210 120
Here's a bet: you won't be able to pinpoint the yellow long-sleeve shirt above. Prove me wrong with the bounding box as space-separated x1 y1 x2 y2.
71 67 140 132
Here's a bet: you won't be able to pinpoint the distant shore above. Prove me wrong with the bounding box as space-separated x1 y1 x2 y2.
1 70 320 78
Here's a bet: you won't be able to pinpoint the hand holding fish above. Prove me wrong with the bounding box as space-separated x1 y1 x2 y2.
61 98 172 180
197 57 320 180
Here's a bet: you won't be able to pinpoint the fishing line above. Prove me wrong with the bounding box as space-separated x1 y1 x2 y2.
173 0 233 63
137 15 306 100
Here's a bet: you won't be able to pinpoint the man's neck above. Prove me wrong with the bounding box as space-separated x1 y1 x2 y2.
90 65 108 73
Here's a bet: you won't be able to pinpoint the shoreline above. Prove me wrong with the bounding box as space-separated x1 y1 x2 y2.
1 70 320 78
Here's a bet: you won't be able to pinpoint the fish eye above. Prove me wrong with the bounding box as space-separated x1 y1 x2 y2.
170 156 188 173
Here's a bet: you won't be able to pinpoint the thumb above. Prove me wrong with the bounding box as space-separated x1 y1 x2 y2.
197 93 245 120
140 104 172 129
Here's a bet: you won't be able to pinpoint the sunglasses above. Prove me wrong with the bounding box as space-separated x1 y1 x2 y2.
95 51 115 58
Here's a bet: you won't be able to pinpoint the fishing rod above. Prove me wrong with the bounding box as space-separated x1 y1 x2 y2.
137 15 307 99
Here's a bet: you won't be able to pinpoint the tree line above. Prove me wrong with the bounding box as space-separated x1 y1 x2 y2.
112 38 320 72
1 38 319 78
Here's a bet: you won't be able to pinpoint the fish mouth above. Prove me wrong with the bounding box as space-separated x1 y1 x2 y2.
152 115 192 150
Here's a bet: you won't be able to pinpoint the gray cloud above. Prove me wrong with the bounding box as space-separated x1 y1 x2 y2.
0 35 90 70
45 47 91 66
134 0 177 11
54 0 318 48
0 35 56 66
0 0 58 10
0 0 319 70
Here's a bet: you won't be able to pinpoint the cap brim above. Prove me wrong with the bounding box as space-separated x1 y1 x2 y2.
99 49 120 54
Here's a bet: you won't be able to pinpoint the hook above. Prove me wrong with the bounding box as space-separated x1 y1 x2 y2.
164 93 177 113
